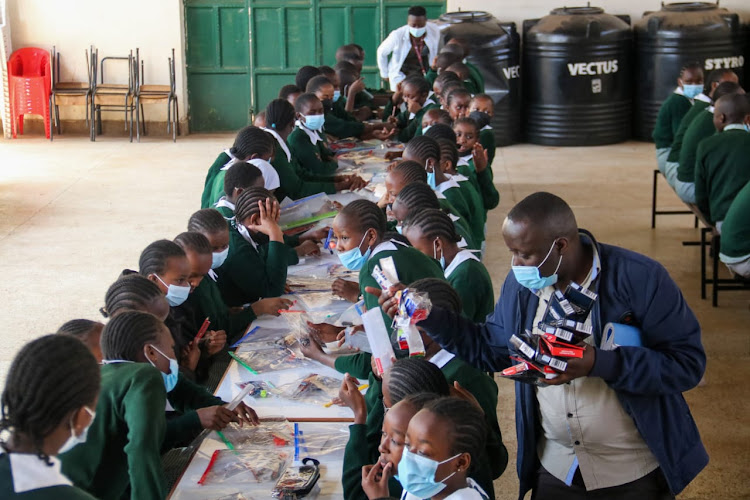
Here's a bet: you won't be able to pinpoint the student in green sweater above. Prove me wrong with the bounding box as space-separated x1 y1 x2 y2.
1 335 100 500
201 126 280 209
652 62 704 176
694 93 750 226
57 319 104 364
447 61 480 95
437 138 486 236
719 180 750 278
664 68 739 188
432 71 462 109
187 208 292 344
419 107 452 136
470 93 497 169
424 52 462 85
101 273 171 322
446 87 472 122
676 81 744 202
403 209 494 322
445 37 485 93
215 188 290 307
335 62 374 121
454 117 499 217
391 75 440 142
287 93 340 176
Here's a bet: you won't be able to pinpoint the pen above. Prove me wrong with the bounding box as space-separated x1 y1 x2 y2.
228 351 258 375
193 317 210 343
230 326 259 348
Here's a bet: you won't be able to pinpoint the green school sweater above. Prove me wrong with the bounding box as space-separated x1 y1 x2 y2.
441 183 483 245
466 61 485 93
454 217 479 252
666 99 711 163
324 112 365 139
287 127 339 176
188 275 256 345
396 102 440 143
215 224 288 307
719 180 750 258
694 128 750 224
446 253 495 323
463 79 480 95
202 152 231 209
60 363 167 500
0 455 98 500
439 184 472 224
459 159 500 214
455 175 486 224
164 374 225 450
479 128 496 171
336 93 374 112
652 92 692 148
677 110 717 183
272 142 337 202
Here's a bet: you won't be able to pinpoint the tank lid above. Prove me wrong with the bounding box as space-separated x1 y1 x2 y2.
550 6 605 16
661 2 717 12
439 11 494 23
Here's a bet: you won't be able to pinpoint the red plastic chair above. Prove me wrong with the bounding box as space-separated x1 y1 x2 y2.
7 47 52 139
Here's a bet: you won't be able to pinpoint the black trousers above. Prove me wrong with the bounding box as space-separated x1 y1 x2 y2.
531 466 675 500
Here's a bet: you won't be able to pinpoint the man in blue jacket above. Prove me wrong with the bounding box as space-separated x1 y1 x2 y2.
370 192 707 500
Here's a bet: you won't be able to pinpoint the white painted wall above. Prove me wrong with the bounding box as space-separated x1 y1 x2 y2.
6 0 186 124
447 0 750 35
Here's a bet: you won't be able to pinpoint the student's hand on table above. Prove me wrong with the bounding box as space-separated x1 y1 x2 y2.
543 345 596 385
364 284 406 319
251 297 293 317
299 331 325 360
306 321 344 343
362 461 393 500
333 278 361 302
248 198 283 242
373 128 396 141
339 373 367 424
450 381 484 414
296 240 321 257
197 405 238 430
182 341 201 372
205 330 227 356
472 143 489 173
299 226 330 242
332 200 345 211
349 175 368 191
229 401 260 426
384 151 403 162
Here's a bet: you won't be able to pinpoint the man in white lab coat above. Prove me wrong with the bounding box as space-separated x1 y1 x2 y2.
376 5 440 91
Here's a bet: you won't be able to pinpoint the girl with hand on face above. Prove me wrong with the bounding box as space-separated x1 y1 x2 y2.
0 335 100 500
453 118 499 218
392 76 440 142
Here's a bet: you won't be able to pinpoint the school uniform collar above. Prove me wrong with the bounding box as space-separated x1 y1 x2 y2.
447 213 459 222
215 197 235 211
428 349 455 368
370 239 405 260
223 148 237 166
673 86 685 96
295 120 323 144
481 124 492 131
723 124 748 133
220 158 280 191
2 452 72 493
695 93 711 104
444 249 480 279
457 153 472 166
408 96 437 120
457 237 468 248
435 176 460 194
451 173 470 183
435 190 447 200
707 106 715 114
208 269 218 281
236 224 259 251
261 127 292 161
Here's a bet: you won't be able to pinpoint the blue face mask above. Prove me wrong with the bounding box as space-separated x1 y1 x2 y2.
427 170 437 189
396 448 461 498
409 26 427 38
146 344 180 393
303 114 325 132
433 239 446 270
682 84 703 99
337 232 372 271
396 225 403 235
333 90 341 102
211 247 229 269
422 125 432 135
511 239 563 291
155 275 190 307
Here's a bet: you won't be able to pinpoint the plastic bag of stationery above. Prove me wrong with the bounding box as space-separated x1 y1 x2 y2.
218 418 294 448
277 373 342 405
279 193 338 231
292 427 349 457
277 310 313 347
294 291 344 311
197 447 291 486
233 346 313 373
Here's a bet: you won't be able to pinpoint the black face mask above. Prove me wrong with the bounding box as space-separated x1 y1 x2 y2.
469 110 492 129
321 99 334 112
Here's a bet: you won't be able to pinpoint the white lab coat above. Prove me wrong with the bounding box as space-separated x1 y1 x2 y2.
376 22 440 90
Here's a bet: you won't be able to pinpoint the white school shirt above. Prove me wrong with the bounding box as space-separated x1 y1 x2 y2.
402 478 489 500
376 22 440 90
457 153 473 167
220 150 281 191
261 127 292 162
294 120 323 144
434 176 462 196
2 452 72 493
444 249 481 279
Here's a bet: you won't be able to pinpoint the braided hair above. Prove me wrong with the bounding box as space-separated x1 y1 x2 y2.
295 66 322 92
223 161 263 195
409 277 462 314
101 310 167 361
398 392 440 412
392 160 428 184
101 274 164 318
235 187 274 223
434 71 460 88
454 116 479 134
188 208 228 236
395 182 440 211
441 82 464 102
279 84 301 101
266 99 296 131
138 239 186 277
306 75 333 94
446 88 472 108
402 75 431 96
403 135 440 166
174 231 212 255
340 199 386 236
388 357 450 405
229 126 275 160
403 208 461 245
437 138 459 170
1 335 100 464
57 319 103 341
426 124 457 143
422 397 487 473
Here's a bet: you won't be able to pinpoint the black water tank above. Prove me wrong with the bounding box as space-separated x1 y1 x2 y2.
437 11 521 146
634 2 747 141
523 6 633 146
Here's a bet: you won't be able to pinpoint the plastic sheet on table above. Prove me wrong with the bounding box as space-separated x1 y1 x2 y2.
232 346 314 373
277 373 342 406
294 291 345 311
293 427 349 457
231 327 288 348
217 419 294 449
197 448 291 486
279 193 338 232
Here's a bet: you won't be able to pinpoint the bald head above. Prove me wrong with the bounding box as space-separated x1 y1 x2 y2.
506 192 578 241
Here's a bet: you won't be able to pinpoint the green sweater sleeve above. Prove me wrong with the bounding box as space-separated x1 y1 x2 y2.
467 62 485 93
476 168 500 211
218 234 289 305
273 147 336 201
694 141 710 219
123 369 168 500
396 104 435 143
341 424 372 500
425 68 438 85
325 112 365 139
169 374 225 411
202 153 230 209
288 129 339 177
334 352 374 380
479 129 496 171
442 187 472 226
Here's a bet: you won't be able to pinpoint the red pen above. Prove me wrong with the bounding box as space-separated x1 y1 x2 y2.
193 317 211 343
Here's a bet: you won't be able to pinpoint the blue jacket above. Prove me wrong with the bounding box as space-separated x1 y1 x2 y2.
420 230 707 500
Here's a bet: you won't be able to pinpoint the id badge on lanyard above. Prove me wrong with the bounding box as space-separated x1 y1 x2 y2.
412 39 427 75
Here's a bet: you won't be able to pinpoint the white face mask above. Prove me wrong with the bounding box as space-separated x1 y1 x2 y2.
58 406 95 454
154 275 191 307
409 26 427 38
211 247 229 269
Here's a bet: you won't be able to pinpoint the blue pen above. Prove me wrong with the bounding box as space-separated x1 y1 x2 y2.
294 423 300 462
230 326 260 348
324 228 334 254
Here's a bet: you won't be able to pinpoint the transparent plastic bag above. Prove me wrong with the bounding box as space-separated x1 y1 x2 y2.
233 347 314 374
234 380 275 399
277 373 342 405
294 291 343 311
279 193 338 231
197 448 291 485
218 419 294 448
293 428 349 457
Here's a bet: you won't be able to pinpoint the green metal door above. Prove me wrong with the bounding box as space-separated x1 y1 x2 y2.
185 0 252 132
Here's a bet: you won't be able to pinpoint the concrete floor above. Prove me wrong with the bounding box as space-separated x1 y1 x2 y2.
0 135 748 499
